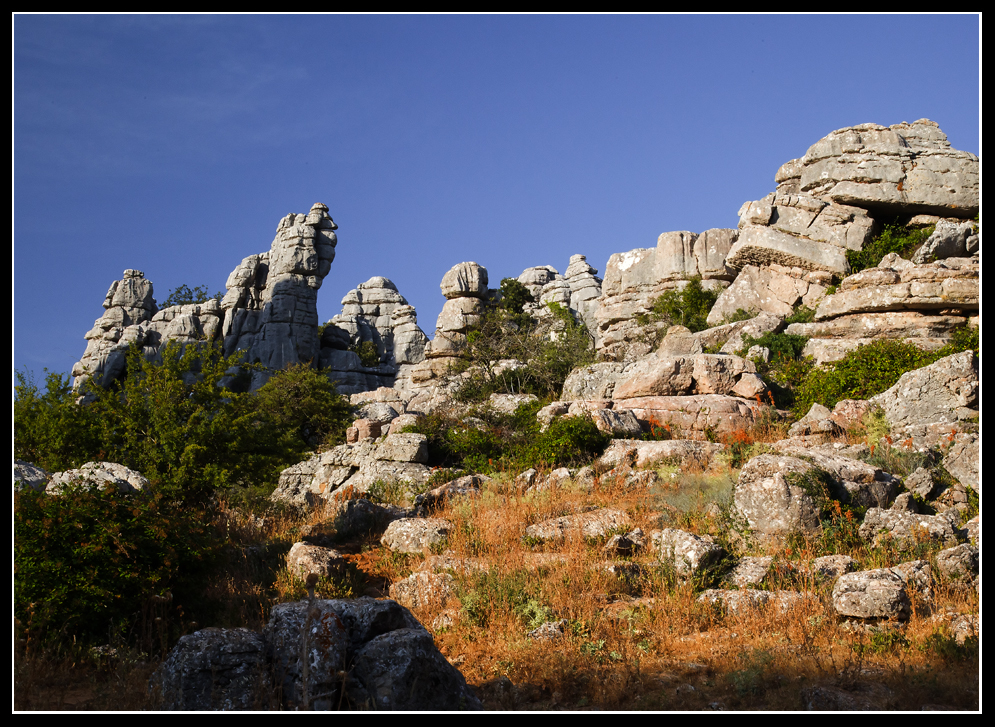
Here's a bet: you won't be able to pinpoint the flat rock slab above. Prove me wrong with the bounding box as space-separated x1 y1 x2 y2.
599 438 726 469
388 571 456 610
524 508 630 544
380 517 452 554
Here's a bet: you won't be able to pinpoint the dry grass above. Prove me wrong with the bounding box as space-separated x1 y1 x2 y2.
14 428 979 711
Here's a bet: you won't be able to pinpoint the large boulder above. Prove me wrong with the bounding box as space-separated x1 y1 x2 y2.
869 350 978 444
46 461 149 495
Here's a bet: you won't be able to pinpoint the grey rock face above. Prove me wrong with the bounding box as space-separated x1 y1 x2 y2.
46 461 149 495
221 203 337 390
935 544 979 583
150 628 270 711
943 433 979 492
706 264 831 325
869 350 978 444
596 229 736 361
912 219 980 263
733 455 824 536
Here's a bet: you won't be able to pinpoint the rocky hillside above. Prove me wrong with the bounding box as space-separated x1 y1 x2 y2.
18 118 979 710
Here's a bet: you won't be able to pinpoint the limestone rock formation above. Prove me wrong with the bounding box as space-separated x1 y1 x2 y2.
221 203 338 390
595 228 737 361
151 597 481 710
727 120 978 276
320 277 430 395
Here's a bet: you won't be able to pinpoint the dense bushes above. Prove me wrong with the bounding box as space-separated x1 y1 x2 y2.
790 330 979 416
14 345 354 647
403 401 610 474
15 482 218 646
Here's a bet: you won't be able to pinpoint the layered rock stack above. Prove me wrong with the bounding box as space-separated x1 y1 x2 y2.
72 270 225 393
319 277 429 395
396 261 490 394
595 229 738 361
221 203 338 390
785 252 979 364
516 256 604 336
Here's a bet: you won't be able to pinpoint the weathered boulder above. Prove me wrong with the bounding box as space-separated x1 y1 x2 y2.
831 568 910 619
943 433 979 491
286 543 348 580
351 627 482 710
650 528 725 578
441 261 488 299
388 571 456 610
612 394 765 438
598 439 726 470
301 498 410 545
14 460 50 492
380 518 452 554
414 474 490 514
150 628 270 710
869 350 978 444
858 508 961 548
46 461 149 495
524 508 630 544
934 544 979 584
912 219 980 263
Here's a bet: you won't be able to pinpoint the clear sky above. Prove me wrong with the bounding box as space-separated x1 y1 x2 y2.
14 14 981 380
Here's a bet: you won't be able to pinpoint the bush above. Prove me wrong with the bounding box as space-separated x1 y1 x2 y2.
450 281 596 403
846 221 934 274
159 283 223 308
792 339 942 416
14 369 104 473
14 483 219 647
644 276 720 333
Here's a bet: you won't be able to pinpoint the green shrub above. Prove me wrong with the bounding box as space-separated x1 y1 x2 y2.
846 221 934 274
14 369 104 473
350 340 381 368
738 332 814 409
160 283 223 308
14 483 219 647
792 339 940 416
645 276 720 333
450 286 596 403
783 305 817 325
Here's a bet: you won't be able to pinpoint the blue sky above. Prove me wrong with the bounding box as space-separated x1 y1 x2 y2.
14 14 980 380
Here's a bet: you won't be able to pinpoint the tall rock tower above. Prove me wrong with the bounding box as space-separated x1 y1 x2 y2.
221 203 338 389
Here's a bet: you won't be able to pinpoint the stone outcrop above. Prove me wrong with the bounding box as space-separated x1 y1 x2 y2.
270 434 432 507
595 229 737 361
151 597 481 711
706 264 831 326
220 204 338 390
46 461 149 495
320 277 430 395
72 270 160 391
724 119 978 282
868 350 978 445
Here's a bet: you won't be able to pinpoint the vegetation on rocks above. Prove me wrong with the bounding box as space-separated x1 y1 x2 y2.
159 283 223 308
845 221 935 274
450 278 597 403
639 275 720 334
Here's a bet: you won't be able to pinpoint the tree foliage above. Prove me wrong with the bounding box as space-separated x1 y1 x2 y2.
450 279 596 403
159 283 223 308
